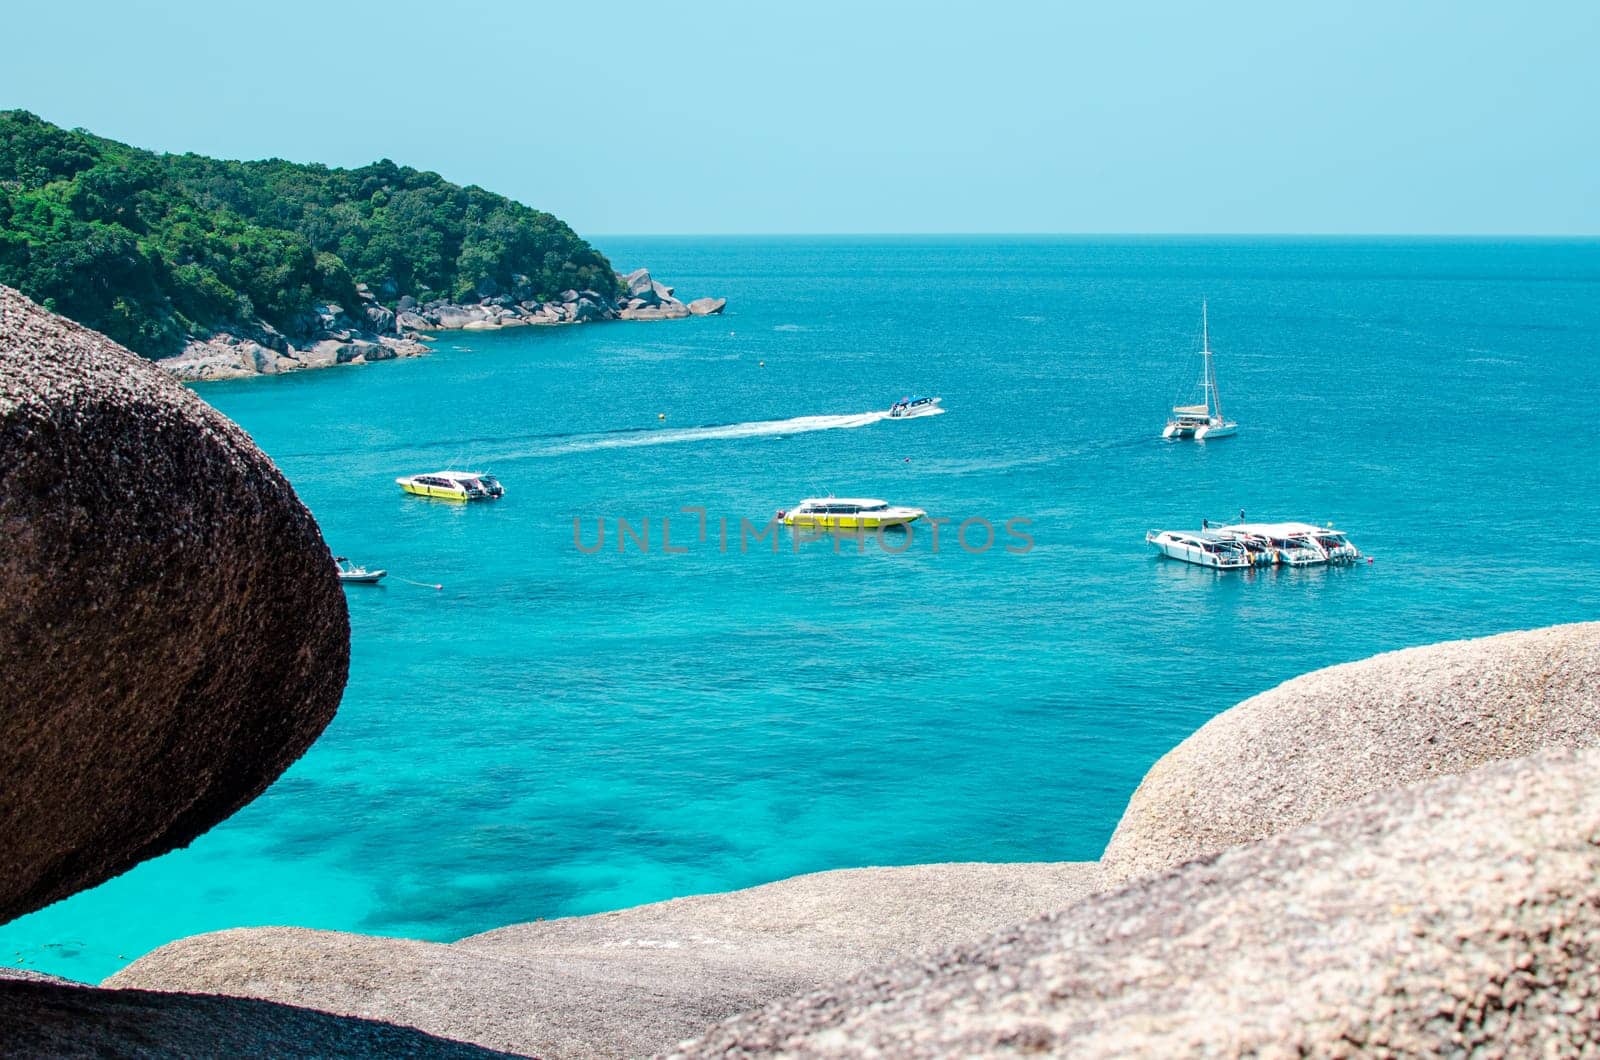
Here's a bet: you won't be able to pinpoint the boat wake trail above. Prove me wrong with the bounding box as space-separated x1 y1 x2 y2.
545 409 924 454
292 407 944 468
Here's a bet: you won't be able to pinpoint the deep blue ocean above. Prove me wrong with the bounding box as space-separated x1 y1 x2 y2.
6 237 1599 982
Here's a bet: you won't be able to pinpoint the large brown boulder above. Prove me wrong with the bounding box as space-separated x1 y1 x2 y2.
0 285 349 924
673 744 1600 1057
0 978 511 1058
1100 623 1600 886
109 862 1100 1057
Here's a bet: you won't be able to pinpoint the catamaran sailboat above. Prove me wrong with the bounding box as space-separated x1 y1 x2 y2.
1163 301 1238 441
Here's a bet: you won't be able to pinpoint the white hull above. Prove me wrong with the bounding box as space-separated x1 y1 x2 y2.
1270 549 1325 566
889 397 943 419
1164 419 1237 441
1149 522 1360 570
1145 531 1251 569
1213 522 1361 567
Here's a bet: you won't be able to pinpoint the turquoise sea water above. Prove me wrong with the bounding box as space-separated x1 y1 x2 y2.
6 236 1600 982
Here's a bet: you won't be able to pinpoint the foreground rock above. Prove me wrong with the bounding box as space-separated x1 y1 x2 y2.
110 862 1099 1058
1100 622 1600 886
0 285 349 923
0 978 511 1058
675 744 1600 1057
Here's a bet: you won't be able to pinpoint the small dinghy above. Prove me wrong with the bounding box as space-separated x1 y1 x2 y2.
335 557 387 584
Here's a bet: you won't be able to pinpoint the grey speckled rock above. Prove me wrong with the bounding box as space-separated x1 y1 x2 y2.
109 862 1100 1058
673 745 1600 1058
0 285 349 923
619 300 692 321
0 968 79 986
0 978 512 1058
1100 622 1600 886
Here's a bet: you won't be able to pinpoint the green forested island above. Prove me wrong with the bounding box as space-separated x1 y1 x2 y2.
0 110 621 358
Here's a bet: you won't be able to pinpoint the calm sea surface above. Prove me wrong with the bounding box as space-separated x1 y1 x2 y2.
7 236 1599 981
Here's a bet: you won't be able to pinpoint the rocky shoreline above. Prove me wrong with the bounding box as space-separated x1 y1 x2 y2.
157 268 726 383
7 281 1600 1056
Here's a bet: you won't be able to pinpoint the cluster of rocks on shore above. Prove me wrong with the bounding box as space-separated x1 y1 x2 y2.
3 281 1599 1056
158 268 726 383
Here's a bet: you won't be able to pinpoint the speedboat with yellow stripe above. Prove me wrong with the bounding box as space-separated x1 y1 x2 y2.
396 470 505 501
777 497 925 530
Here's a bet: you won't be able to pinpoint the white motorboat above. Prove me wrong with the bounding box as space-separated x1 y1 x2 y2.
1163 301 1238 440
888 395 943 419
1214 522 1361 566
1145 529 1254 569
1148 520 1360 569
334 557 387 584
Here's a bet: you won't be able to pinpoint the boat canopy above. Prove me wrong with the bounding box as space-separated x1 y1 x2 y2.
797 497 889 508
1224 521 1329 537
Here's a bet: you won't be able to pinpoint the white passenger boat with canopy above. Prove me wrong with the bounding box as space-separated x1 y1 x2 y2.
1148 519 1360 569
1216 522 1359 565
396 470 505 502
778 497 926 530
1145 529 1253 569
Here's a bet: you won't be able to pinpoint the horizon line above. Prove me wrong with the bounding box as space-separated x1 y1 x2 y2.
587 231 1600 240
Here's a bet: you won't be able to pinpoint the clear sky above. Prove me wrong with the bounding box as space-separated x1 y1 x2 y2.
3 1 1595 235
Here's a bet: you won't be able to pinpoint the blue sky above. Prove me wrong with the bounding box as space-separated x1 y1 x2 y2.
3 1 1595 235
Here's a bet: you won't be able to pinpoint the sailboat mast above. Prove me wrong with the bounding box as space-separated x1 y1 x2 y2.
1203 300 1222 420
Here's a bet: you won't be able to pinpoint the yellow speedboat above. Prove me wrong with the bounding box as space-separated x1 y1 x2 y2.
777 497 925 530
396 470 504 501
